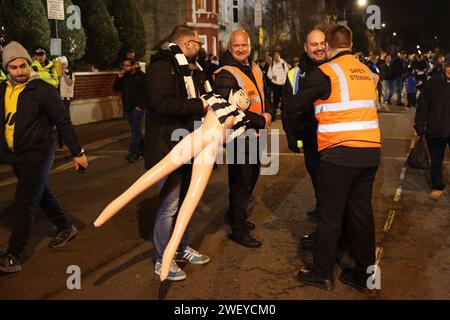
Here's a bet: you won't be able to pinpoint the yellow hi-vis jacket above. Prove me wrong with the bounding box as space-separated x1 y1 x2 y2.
314 54 381 152
31 60 59 88
0 69 6 82
287 66 306 95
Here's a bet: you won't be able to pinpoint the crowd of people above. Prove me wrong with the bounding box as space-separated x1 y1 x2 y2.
0 23 449 293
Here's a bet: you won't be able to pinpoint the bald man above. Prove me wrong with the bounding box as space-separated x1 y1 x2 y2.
214 29 272 248
282 29 327 232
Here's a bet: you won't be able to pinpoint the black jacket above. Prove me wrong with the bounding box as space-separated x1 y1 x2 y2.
415 71 450 138
282 52 323 153
0 79 82 165
144 45 207 170
214 51 268 130
379 60 393 81
113 69 147 112
391 57 406 79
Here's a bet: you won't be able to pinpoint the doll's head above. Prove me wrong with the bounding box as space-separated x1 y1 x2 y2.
229 89 251 111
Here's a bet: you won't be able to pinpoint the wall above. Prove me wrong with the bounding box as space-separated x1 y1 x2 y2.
71 72 123 125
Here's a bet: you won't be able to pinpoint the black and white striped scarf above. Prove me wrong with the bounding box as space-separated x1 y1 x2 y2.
166 43 213 98
166 43 248 141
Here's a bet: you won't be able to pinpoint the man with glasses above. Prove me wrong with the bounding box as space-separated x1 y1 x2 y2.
145 25 211 281
113 58 146 163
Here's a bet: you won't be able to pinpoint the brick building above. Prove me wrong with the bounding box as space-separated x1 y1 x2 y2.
137 0 220 58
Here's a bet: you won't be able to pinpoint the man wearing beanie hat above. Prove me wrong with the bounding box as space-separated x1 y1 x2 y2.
0 41 88 273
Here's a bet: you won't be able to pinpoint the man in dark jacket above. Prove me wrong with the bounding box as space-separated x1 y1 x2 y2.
391 50 407 106
411 54 429 92
0 41 88 273
282 29 327 248
414 62 450 200
214 29 272 248
145 25 210 281
113 58 146 163
288 26 380 291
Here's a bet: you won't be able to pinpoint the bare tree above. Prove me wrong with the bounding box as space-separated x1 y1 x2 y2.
263 0 335 61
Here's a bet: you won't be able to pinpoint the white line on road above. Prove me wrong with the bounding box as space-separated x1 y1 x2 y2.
383 210 396 232
0 156 107 188
375 247 383 267
394 187 403 202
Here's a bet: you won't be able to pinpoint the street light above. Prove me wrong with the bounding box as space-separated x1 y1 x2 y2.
357 0 368 7
393 32 397 37
382 23 386 28
344 0 369 21
417 45 420 49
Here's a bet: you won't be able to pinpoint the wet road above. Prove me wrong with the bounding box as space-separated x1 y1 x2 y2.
0 108 449 300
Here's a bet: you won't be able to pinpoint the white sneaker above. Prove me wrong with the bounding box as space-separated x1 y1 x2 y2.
174 246 210 265
155 261 187 281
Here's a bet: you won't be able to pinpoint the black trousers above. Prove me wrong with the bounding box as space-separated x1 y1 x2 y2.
227 138 261 235
8 149 71 258
271 83 284 113
426 137 450 191
301 128 320 205
313 160 378 277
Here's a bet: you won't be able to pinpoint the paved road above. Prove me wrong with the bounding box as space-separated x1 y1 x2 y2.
0 108 449 300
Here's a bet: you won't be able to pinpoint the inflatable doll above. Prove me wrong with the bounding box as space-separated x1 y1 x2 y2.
94 90 255 282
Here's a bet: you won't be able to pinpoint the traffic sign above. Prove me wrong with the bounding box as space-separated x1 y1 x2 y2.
47 0 65 20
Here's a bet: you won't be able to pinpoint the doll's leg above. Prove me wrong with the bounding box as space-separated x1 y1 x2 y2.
159 139 220 281
94 112 223 227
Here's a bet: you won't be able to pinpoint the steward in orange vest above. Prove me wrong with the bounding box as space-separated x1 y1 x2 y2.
213 29 272 249
214 53 269 130
291 25 381 291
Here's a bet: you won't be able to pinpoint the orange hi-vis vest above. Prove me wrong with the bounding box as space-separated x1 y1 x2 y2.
214 62 265 114
314 54 381 152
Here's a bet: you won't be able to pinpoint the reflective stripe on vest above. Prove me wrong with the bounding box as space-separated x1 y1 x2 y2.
287 67 301 95
314 54 381 151
214 63 265 114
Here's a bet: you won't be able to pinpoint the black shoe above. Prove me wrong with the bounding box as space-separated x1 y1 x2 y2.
228 233 261 248
49 225 78 248
245 221 256 230
0 252 22 273
307 209 318 223
298 268 334 291
300 231 317 250
397 102 405 106
124 154 139 164
339 269 375 293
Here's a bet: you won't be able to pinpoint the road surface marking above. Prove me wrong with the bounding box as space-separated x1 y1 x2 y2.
383 210 396 232
0 156 106 188
375 247 383 266
53 156 104 172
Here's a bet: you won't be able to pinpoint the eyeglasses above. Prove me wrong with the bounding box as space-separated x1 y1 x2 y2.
189 40 204 47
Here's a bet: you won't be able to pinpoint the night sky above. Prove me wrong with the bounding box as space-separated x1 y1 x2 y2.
337 0 450 53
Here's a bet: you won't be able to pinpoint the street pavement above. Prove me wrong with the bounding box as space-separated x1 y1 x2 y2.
0 107 449 300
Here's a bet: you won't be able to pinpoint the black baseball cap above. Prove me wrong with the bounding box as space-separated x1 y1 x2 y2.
34 47 46 55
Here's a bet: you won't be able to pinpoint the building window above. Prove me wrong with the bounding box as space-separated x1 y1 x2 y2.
196 0 207 11
199 35 208 53
212 36 217 56
232 0 239 23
